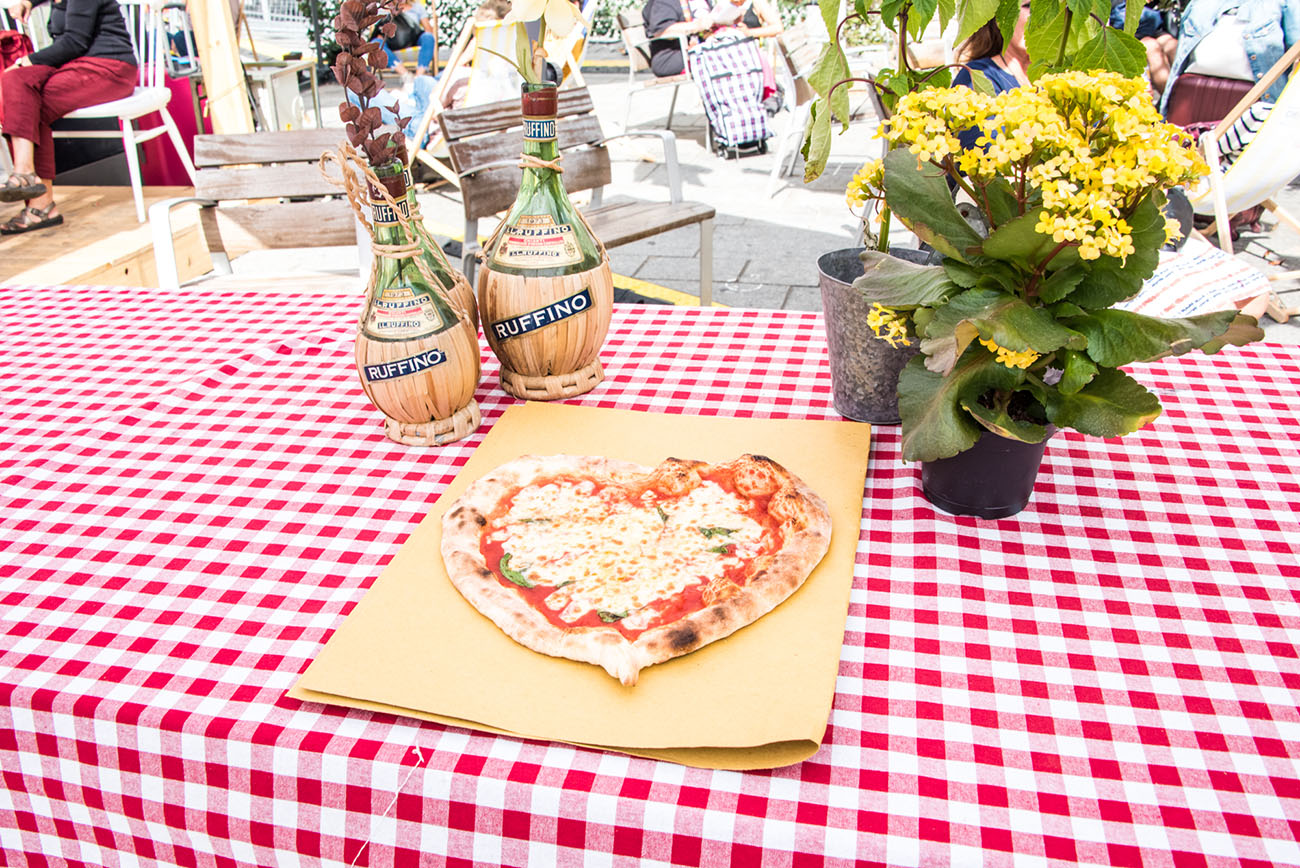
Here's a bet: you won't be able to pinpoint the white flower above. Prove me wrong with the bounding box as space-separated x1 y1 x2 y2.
505 0 583 36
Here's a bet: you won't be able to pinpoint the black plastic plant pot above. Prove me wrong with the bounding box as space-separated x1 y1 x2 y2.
817 248 923 424
920 427 1056 519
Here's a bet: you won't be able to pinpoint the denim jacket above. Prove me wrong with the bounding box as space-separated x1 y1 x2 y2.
1161 0 1300 115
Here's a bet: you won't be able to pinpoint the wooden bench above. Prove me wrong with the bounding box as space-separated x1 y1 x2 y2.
439 88 716 305
149 128 358 289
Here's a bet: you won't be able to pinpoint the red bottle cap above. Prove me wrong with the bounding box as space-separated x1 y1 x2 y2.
521 85 557 119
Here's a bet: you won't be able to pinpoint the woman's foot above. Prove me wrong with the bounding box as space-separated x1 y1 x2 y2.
0 172 46 203
1 203 63 235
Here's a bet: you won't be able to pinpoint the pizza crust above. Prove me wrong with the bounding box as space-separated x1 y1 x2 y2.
440 454 832 686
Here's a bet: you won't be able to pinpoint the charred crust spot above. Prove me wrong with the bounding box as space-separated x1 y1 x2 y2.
473 513 486 526
668 623 699 651
476 567 493 580
710 605 728 623
747 454 778 467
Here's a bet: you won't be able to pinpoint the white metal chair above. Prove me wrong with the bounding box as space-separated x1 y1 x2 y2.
53 0 198 222
616 11 698 136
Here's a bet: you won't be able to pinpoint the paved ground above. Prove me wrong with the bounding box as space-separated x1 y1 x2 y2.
249 38 1300 344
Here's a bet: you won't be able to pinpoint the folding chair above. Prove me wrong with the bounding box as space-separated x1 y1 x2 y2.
1189 39 1300 283
52 0 197 222
407 19 522 188
544 0 598 89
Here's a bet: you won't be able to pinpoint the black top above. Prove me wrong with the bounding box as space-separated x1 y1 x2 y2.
28 0 138 68
642 0 689 77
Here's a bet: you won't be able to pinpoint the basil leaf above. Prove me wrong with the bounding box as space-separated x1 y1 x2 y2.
708 544 732 554
498 553 534 589
656 505 668 523
598 610 628 623
697 526 735 538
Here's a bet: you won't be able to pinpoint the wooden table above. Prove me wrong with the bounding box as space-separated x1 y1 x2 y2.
2 281 1299 866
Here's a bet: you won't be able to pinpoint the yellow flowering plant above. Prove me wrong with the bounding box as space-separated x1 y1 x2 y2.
844 71 1263 463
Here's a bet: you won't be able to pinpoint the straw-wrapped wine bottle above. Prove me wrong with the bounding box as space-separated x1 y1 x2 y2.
477 82 614 400
399 167 478 329
355 161 482 445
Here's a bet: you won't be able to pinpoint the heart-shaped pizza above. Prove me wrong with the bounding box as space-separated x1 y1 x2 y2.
440 454 832 685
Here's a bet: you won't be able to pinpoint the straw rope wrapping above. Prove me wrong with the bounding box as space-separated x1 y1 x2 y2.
319 146 474 328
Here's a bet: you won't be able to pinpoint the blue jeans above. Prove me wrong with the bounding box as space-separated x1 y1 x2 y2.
383 31 436 70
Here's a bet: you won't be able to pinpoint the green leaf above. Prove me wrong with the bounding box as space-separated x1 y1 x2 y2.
656 505 668 522
978 207 1059 271
854 0 871 22
854 248 961 308
1065 309 1262 367
1038 265 1085 304
919 287 1085 374
966 68 996 97
598 610 628 623
1024 0 1069 69
1056 349 1098 394
498 553 534 589
944 259 981 288
1122 0 1141 33
1044 367 1161 438
962 396 1050 443
697 526 735 538
801 101 833 182
708 544 732 554
883 148 983 262
936 0 956 30
994 0 1021 57
1071 25 1146 76
808 42 852 126
515 23 536 83
954 0 1000 47
909 0 940 39
1197 313 1267 355
897 349 1025 462
818 0 841 38
879 0 908 30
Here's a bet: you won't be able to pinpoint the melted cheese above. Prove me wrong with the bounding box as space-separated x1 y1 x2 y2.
500 479 765 623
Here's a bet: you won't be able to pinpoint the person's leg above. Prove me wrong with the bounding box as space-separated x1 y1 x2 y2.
4 58 135 230
0 64 56 205
416 32 436 73
1143 35 1172 93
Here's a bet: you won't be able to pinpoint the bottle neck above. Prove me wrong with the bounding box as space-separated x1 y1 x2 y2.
521 114 560 186
369 164 410 245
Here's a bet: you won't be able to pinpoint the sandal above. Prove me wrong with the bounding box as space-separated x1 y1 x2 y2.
0 172 46 203
1 203 63 235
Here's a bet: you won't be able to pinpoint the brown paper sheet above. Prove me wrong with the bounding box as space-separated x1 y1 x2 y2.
291 402 871 769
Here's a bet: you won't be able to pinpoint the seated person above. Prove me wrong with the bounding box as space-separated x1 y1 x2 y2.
952 1 1031 95
1162 0 1300 117
642 0 712 77
1110 2 1177 94
381 1 438 77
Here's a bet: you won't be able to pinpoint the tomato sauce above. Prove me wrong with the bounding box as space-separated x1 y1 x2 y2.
479 471 786 640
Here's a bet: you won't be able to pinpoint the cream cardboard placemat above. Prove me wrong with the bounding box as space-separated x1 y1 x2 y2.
291 403 871 769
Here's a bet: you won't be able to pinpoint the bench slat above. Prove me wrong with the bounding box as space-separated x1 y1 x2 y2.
203 199 358 258
585 199 715 248
194 129 346 169
195 163 346 201
438 89 596 142
449 115 611 220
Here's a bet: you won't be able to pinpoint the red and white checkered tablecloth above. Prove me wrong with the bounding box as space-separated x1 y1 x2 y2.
2 282 1299 867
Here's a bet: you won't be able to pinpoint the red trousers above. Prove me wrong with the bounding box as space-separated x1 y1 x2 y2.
0 57 136 179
